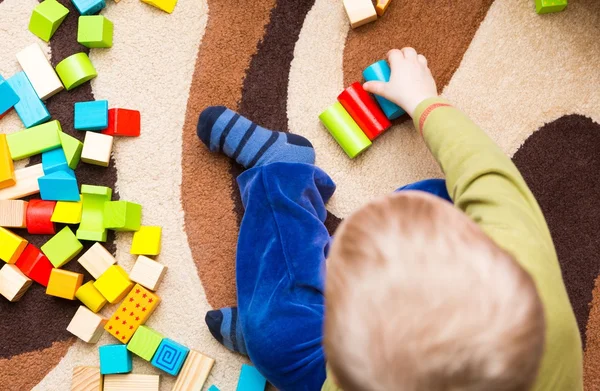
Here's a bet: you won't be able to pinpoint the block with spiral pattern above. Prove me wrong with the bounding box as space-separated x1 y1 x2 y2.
151 338 189 376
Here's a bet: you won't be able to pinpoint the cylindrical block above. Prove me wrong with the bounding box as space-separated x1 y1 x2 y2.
363 60 405 120
55 53 98 91
338 82 391 140
26 199 56 235
319 102 371 159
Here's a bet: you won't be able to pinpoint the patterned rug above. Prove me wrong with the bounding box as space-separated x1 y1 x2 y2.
0 0 599 389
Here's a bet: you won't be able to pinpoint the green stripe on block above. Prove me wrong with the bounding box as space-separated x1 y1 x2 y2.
6 120 62 160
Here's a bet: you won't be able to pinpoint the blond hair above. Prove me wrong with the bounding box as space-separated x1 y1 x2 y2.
324 191 545 391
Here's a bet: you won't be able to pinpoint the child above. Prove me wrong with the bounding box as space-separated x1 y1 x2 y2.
198 48 583 390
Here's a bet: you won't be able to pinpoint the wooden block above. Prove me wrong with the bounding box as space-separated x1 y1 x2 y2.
78 243 116 279
0 75 20 117
78 15 113 48
208 386 220 391
141 0 178 13
46 268 83 300
94 265 133 304
72 0 106 15
0 163 44 200
76 281 107 313
41 226 83 267
0 200 28 228
375 0 391 16
15 244 53 286
77 185 112 242
71 366 102 391
236 364 267 391
6 72 51 128
151 338 189 376
0 134 16 189
55 53 97 91
81 131 113 167
127 325 164 361
99 344 132 375
104 283 160 342
60 132 84 170
103 374 159 391
75 100 108 131
16 43 64 100
26 199 56 235
130 226 162 256
103 201 142 231
29 0 69 42
6 120 62 160
535 0 567 14
39 169 80 202
0 264 32 302
103 108 141 137
342 0 377 28
172 350 215 391
42 148 68 174
0 227 27 263
66 305 107 343
52 200 83 224
129 255 167 291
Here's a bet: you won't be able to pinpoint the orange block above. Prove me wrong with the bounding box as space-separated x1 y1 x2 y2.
0 134 15 189
104 284 160 343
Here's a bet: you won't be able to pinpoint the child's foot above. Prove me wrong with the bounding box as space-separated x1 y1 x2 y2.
205 307 248 355
197 107 315 168
363 47 438 118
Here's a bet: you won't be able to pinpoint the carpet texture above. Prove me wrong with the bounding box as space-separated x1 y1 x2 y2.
0 0 599 389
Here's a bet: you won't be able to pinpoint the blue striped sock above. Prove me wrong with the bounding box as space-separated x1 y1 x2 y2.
197 106 315 168
205 307 247 355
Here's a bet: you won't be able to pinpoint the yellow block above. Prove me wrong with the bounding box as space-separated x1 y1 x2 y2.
0 134 15 189
0 227 27 263
141 0 178 13
130 226 161 256
51 199 83 224
46 269 83 300
94 265 133 304
76 281 107 313
105 284 160 343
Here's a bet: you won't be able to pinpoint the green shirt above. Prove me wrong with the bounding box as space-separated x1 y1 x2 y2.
322 98 583 391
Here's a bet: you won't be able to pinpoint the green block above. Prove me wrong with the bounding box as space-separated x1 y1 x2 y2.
28 0 69 42
6 120 62 160
535 0 567 13
41 226 83 268
55 53 97 91
104 201 142 231
59 132 83 169
77 185 112 242
319 102 371 159
78 16 113 48
127 326 164 361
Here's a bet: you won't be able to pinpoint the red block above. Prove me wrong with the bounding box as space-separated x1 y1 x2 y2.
26 199 56 235
337 82 391 140
15 244 53 286
102 108 140 137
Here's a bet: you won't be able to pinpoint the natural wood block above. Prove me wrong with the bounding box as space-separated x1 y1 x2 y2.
16 43 63 100
129 255 167 291
94 265 133 304
342 0 377 28
0 264 32 301
0 163 44 200
103 374 159 391
81 131 113 167
46 268 83 300
0 134 15 189
376 0 391 16
76 281 107 313
104 284 160 343
77 242 116 279
0 227 28 264
71 366 102 391
172 350 215 391
66 305 107 343
0 200 27 228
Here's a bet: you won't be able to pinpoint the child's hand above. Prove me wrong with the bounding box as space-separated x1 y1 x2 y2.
363 48 438 118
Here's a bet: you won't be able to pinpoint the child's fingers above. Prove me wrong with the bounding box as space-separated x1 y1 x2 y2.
387 49 404 68
363 81 389 98
418 54 428 65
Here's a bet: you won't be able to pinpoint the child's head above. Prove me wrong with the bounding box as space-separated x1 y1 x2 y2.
324 192 545 391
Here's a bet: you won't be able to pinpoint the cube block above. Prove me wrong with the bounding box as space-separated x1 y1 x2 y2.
75 100 109 131
127 325 164 361
129 255 167 291
151 338 189 376
0 134 16 189
375 0 391 16
0 264 32 302
76 281 107 313
0 200 28 228
6 72 51 128
535 0 567 13
0 227 27 264
51 200 83 224
77 242 116 279
172 350 215 391
0 76 20 117
46 268 83 300
16 43 63 100
72 366 103 391
103 108 141 137
94 265 133 304
236 364 267 391
78 15 113 48
81 131 113 167
66 305 107 343
39 169 80 202
26 199 56 235
99 344 132 375
59 132 84 170
342 0 377 28
77 185 112 242
0 164 44 200
29 0 69 42
72 0 106 15
141 0 178 13
103 374 159 391
55 53 97 91
104 201 142 231
42 148 68 174
15 244 53 286
131 226 162 255
6 120 62 160
42 226 83 267
104 284 160 343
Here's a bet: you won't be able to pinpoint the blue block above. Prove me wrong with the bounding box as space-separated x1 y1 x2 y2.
150 338 189 376
42 148 69 174
71 0 106 15
38 169 80 201
0 75 20 116
99 344 132 375
236 364 267 391
208 386 220 391
74 100 108 131
363 60 406 120
6 72 51 128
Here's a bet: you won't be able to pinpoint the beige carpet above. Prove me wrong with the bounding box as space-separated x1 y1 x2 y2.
0 0 599 390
